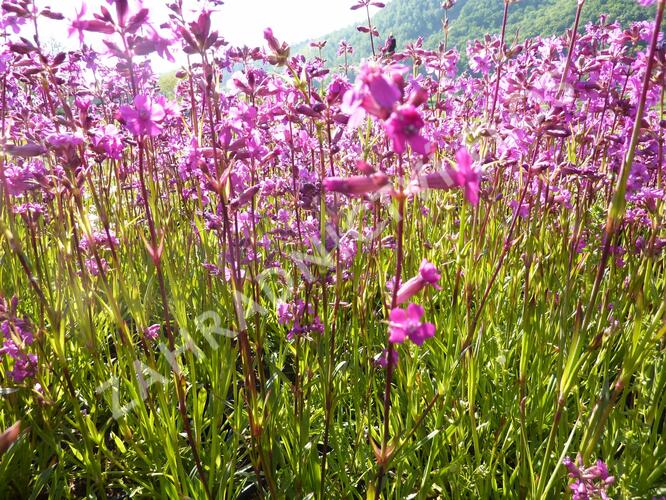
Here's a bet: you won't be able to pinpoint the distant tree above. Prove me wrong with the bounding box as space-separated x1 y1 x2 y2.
293 0 655 70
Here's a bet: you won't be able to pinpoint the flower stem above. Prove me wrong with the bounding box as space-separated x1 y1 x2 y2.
558 0 586 97
583 0 665 331
489 0 510 123
376 158 406 495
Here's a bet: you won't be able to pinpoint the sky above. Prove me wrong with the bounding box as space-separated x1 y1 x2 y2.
32 0 391 72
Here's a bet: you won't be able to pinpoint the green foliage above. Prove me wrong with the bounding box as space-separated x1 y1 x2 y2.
158 71 178 100
295 0 655 69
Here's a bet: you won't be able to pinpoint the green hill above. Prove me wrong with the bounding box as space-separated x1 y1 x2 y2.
295 0 655 69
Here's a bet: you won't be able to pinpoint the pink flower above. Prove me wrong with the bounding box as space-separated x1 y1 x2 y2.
361 65 402 117
564 455 615 500
341 88 369 128
155 95 181 120
276 301 293 325
396 259 441 305
323 172 391 196
67 3 115 42
134 29 175 62
68 3 88 44
327 76 351 105
341 62 404 127
412 147 480 205
418 260 441 285
143 324 161 341
0 296 37 382
264 28 290 66
337 40 353 56
92 124 124 160
85 258 109 277
119 95 165 136
79 231 120 254
384 104 430 155
375 348 399 368
388 303 436 346
452 148 480 205
351 0 386 10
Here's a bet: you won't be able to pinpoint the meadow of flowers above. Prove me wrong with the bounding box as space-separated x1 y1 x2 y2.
0 0 664 497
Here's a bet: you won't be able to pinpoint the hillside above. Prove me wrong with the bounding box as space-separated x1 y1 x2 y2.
295 0 656 69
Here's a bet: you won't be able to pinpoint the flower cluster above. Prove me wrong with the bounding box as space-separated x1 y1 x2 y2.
0 296 37 383
563 455 615 500
277 300 324 340
388 303 436 346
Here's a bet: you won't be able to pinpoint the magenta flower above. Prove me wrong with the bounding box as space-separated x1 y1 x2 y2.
119 95 165 137
341 88 368 128
419 260 441 285
47 132 84 150
396 259 442 305
452 148 480 205
323 172 391 196
155 95 181 120
384 104 430 155
351 0 386 10
230 185 261 210
143 324 161 341
5 160 48 197
4 143 47 158
68 3 88 44
84 258 109 277
388 303 436 346
68 3 115 42
276 301 293 325
264 28 290 66
276 300 322 340
415 148 480 205
342 62 404 126
337 40 354 56
0 296 37 383
375 348 399 368
134 29 175 62
263 28 282 54
361 65 402 116
92 124 124 160
563 455 615 500
79 231 120 254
